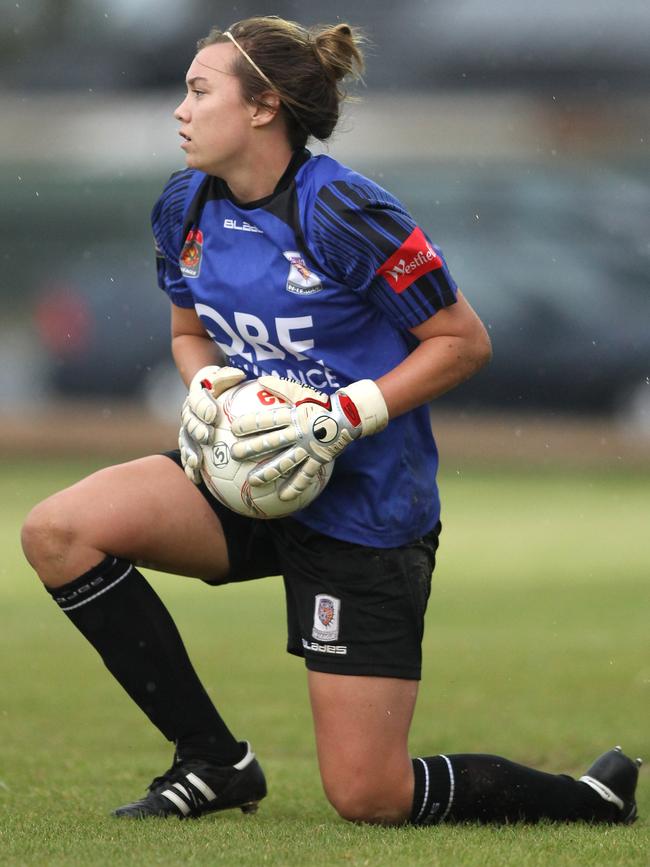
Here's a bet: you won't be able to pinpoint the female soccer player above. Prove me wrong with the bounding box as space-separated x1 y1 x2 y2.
21 16 640 825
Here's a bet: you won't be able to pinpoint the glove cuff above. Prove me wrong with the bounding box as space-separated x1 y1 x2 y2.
343 379 389 437
189 365 222 392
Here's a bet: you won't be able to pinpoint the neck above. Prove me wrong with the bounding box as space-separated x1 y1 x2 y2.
221 140 295 204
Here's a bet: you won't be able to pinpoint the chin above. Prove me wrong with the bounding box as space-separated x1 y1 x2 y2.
185 154 216 175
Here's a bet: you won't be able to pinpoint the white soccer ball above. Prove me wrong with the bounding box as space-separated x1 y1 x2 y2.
200 378 334 519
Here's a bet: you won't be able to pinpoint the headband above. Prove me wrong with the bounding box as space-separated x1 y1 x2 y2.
224 31 276 90
223 30 305 128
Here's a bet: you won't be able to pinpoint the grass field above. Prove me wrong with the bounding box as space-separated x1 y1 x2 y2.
0 457 648 866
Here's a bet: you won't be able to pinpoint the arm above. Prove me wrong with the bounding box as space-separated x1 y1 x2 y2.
376 290 492 418
230 291 491 498
171 302 225 387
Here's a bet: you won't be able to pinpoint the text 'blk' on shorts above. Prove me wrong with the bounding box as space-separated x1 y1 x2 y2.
164 450 440 680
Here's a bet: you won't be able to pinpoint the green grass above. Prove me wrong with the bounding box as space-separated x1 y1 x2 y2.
0 458 648 866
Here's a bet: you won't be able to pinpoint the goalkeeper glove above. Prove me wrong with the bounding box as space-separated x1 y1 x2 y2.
230 376 389 501
179 365 246 483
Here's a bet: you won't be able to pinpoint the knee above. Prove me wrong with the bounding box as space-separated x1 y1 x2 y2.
21 497 76 581
325 779 407 826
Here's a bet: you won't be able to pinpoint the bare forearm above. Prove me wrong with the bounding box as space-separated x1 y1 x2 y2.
376 333 491 419
172 333 225 387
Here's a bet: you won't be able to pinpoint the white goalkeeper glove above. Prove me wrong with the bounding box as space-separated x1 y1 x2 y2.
230 376 389 501
179 365 246 484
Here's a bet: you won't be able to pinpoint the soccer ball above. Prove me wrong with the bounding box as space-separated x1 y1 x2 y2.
200 378 334 519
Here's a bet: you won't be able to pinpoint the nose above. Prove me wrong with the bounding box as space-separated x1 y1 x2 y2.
174 96 190 122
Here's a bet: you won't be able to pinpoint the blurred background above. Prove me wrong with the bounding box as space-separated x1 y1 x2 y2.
1 0 649 464
3 6 649 850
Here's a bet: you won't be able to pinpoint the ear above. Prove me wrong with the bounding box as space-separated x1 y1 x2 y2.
249 91 281 128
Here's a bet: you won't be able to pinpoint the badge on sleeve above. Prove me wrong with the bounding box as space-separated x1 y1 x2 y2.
376 227 442 293
180 227 204 278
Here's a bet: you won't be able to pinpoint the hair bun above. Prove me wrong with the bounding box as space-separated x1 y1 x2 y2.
313 23 364 82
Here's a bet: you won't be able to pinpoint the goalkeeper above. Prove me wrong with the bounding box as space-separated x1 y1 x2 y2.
21 16 640 825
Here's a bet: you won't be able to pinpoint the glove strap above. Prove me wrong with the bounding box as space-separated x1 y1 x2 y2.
342 380 389 437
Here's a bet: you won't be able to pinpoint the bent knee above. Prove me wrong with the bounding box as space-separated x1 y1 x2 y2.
325 781 408 826
21 498 77 581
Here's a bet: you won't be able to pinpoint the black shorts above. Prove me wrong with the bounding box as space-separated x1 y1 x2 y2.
164 451 440 680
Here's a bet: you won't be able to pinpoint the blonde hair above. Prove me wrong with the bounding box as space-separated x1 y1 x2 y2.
197 16 366 149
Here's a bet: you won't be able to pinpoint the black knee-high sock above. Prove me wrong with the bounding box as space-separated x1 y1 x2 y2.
48 555 243 765
411 754 619 824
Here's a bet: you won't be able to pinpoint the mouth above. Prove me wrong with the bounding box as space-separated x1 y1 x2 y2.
179 131 191 147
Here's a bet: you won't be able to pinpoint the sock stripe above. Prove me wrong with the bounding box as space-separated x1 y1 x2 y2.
579 775 625 811
413 757 430 824
439 754 455 822
56 562 133 611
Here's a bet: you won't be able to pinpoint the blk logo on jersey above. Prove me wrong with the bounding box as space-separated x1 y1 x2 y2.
223 218 263 234
283 251 323 295
312 594 341 641
180 227 204 278
376 227 442 294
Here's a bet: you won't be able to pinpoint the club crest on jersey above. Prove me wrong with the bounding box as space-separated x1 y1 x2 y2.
376 226 443 294
180 227 204 278
283 251 323 295
312 594 341 641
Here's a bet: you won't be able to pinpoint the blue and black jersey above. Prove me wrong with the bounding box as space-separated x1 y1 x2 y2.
152 149 458 547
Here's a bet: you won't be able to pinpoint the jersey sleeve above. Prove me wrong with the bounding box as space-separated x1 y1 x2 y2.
310 177 458 330
151 169 196 308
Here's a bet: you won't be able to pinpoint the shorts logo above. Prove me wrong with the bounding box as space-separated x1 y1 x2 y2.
283 251 323 295
376 227 442 294
180 227 203 278
312 594 341 641
302 638 347 655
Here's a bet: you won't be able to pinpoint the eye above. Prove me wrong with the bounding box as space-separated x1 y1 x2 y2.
191 89 205 98
312 416 339 443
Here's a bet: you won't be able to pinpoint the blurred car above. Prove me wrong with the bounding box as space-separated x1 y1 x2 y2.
32 242 186 418
376 159 650 418
30 161 650 421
